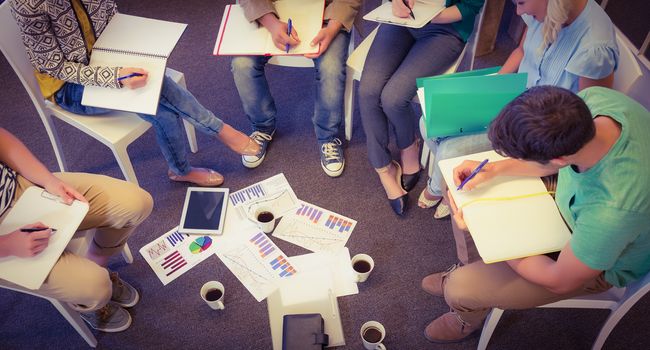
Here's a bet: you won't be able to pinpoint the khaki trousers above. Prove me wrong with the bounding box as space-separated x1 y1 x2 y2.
2 173 152 311
445 212 612 327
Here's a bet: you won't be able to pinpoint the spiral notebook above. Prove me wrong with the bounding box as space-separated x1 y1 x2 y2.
0 187 89 290
81 14 187 115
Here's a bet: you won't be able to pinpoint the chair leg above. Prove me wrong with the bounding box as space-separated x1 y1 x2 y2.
42 113 69 172
110 144 139 186
121 242 134 264
477 308 504 350
182 119 199 153
344 67 355 141
50 299 98 348
420 142 430 170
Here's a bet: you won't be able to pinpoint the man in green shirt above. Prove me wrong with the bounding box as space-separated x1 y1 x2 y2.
421 86 650 343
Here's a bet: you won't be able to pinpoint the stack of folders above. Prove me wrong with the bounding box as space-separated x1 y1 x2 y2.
416 67 528 138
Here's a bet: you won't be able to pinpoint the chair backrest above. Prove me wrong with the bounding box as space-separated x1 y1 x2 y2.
613 28 643 94
0 1 50 120
467 3 487 71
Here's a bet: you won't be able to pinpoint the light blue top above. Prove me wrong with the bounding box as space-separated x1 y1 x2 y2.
556 87 650 288
518 0 619 92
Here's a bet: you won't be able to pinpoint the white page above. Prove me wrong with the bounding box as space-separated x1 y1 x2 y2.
439 151 572 263
267 273 344 349
228 173 300 224
213 0 323 56
0 187 88 290
82 51 167 115
289 248 359 297
93 14 187 57
273 200 356 254
363 0 445 28
139 226 218 285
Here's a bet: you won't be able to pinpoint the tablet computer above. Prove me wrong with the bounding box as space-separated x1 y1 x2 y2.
178 187 229 235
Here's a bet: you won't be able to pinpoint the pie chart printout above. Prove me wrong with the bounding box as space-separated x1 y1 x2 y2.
189 236 213 254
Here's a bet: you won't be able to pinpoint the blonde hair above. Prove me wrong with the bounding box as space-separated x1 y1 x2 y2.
541 0 572 50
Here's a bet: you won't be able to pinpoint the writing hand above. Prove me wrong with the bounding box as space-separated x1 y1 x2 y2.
447 190 468 231
304 20 342 59
4 223 52 257
453 160 494 191
118 67 148 89
392 0 415 18
259 13 300 52
43 176 87 205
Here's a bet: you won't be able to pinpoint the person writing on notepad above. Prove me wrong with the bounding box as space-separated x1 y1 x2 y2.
10 0 260 187
0 127 153 332
231 0 360 177
418 0 618 219
359 0 484 215
420 86 650 343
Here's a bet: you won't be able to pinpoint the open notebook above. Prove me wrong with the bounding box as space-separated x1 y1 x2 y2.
213 0 325 56
439 150 572 264
363 0 445 28
81 14 187 115
0 187 89 289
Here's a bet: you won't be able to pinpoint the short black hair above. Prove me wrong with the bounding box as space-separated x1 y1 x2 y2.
488 86 595 163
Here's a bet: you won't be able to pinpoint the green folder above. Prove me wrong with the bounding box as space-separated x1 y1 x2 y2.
417 67 527 138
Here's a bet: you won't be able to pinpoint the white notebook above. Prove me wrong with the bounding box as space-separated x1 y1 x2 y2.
363 0 446 28
439 151 572 264
213 0 325 56
82 14 187 115
0 187 89 290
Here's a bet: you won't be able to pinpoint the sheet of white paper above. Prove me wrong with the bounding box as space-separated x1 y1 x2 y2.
288 248 359 297
267 272 344 349
228 173 300 224
439 151 572 263
0 187 89 290
139 226 218 285
215 228 297 302
363 0 445 28
273 200 356 254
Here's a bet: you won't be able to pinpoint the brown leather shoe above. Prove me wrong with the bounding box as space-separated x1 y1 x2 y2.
421 263 460 297
168 167 224 187
424 311 482 343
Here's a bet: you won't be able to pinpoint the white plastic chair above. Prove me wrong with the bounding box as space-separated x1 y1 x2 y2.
478 270 650 350
613 28 643 94
346 3 486 146
0 1 198 187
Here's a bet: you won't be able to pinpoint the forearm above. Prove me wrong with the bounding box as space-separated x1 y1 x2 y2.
498 47 523 74
491 159 559 178
506 255 564 292
431 5 462 24
0 129 56 187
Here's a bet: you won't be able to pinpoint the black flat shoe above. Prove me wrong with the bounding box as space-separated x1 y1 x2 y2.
389 193 408 216
401 169 421 192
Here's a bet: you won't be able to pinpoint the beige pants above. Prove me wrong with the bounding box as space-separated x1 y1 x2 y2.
445 212 612 326
2 173 152 311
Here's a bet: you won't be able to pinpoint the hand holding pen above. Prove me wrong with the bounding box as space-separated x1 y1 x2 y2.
391 0 415 19
5 223 55 258
454 159 491 191
117 67 148 89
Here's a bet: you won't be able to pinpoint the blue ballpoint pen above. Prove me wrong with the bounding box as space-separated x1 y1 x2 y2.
117 72 144 81
285 18 292 53
457 159 489 191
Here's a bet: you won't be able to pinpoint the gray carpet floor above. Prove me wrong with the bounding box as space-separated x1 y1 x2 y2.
1 0 649 349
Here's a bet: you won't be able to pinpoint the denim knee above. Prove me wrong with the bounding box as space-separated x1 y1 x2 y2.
231 56 264 77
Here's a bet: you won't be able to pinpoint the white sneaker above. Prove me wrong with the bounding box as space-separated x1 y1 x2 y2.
242 131 273 169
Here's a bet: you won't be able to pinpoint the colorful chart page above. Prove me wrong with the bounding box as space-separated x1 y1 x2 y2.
272 200 356 254
215 228 297 302
139 226 218 285
227 174 300 227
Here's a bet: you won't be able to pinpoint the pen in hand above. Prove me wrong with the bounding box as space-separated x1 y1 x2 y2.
285 18 293 53
403 0 415 20
117 73 144 81
21 227 57 233
457 159 489 191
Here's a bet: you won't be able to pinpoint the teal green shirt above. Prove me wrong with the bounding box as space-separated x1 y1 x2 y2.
447 0 484 42
555 87 650 287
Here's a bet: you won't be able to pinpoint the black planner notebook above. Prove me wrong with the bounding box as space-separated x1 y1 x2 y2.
282 313 329 350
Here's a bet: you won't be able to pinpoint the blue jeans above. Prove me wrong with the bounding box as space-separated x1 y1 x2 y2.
358 23 464 169
420 117 493 196
230 30 350 145
55 75 224 175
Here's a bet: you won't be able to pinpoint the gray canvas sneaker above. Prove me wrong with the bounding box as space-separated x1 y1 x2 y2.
110 272 140 308
81 301 132 333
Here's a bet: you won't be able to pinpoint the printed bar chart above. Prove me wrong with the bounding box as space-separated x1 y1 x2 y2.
269 255 296 277
296 203 323 224
161 251 187 276
324 215 353 233
250 232 276 258
230 184 266 205
166 231 188 247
